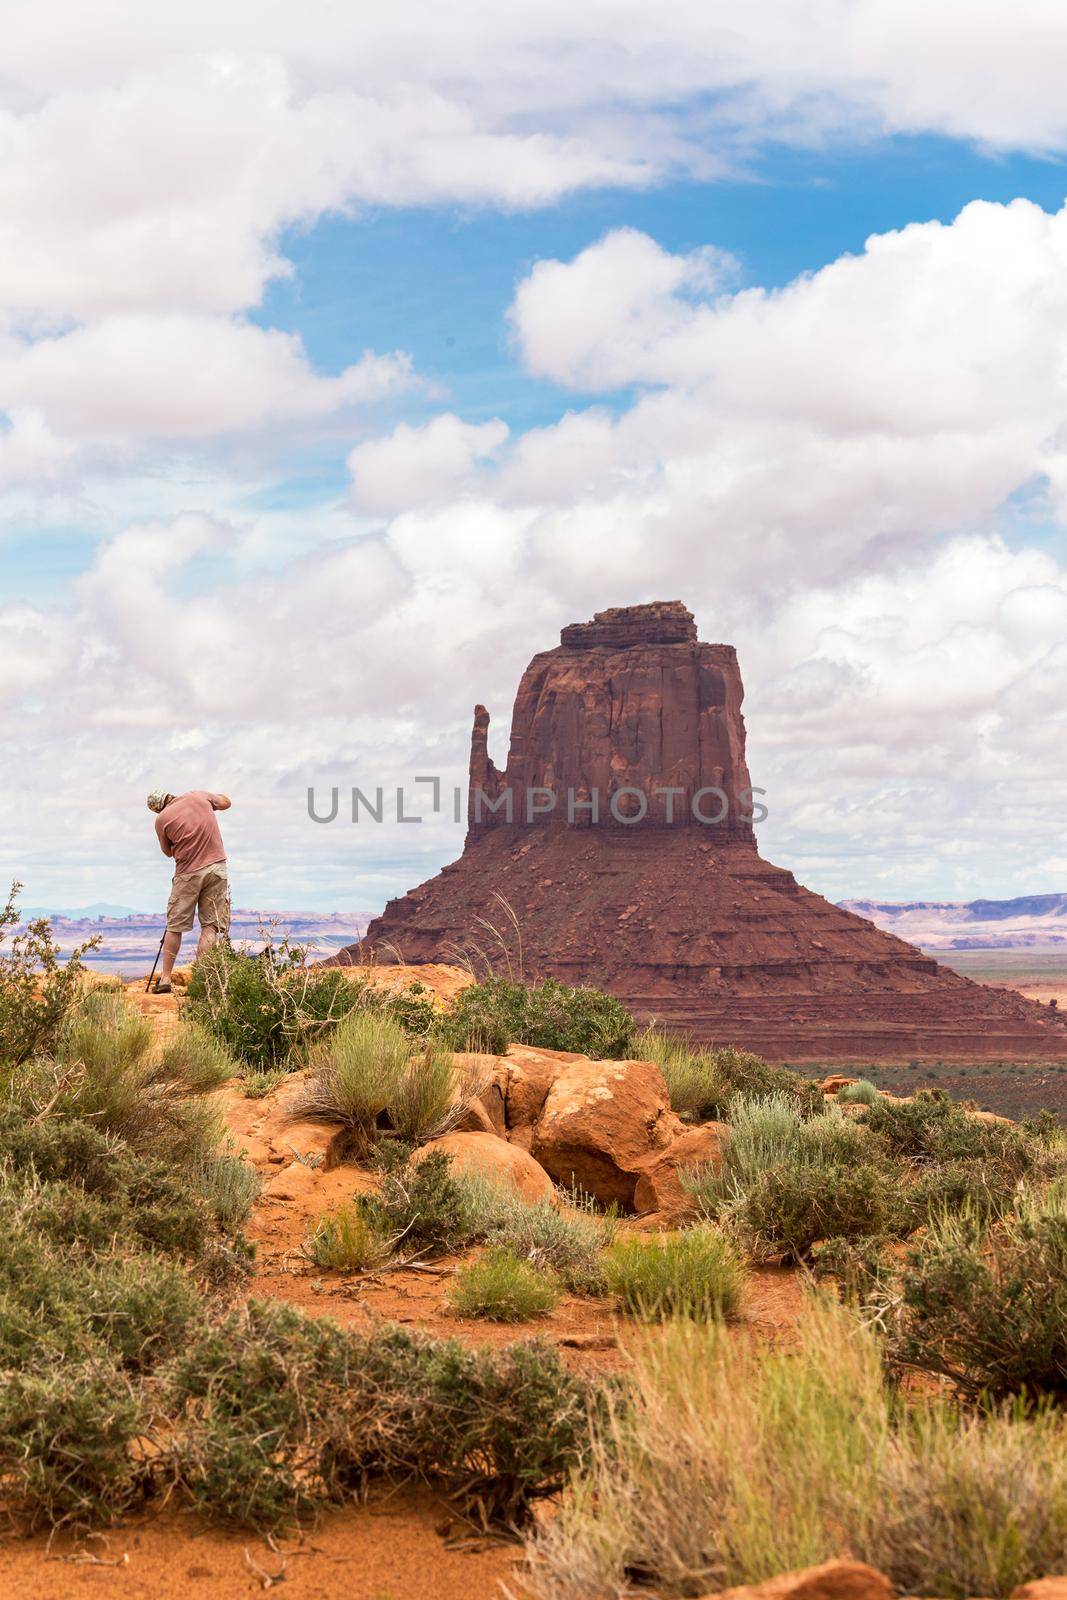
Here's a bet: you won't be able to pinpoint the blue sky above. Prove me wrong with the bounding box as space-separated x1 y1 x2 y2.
3 5 1067 914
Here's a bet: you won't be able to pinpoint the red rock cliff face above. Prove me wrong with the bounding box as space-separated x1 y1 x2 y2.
469 603 754 840
338 602 1067 1065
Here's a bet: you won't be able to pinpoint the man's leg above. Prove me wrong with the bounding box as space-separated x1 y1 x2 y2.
159 930 182 981
195 867 230 965
157 874 196 990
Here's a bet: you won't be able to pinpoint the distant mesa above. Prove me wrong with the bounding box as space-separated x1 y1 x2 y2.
334 601 1067 1063
842 894 1067 951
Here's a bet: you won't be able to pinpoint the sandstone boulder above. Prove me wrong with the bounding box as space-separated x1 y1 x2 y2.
502 1045 586 1148
263 1160 321 1202
411 1130 556 1204
632 1123 724 1218
1012 1580 1067 1600
448 1052 508 1134
820 1075 858 1096
705 1559 894 1600
530 1056 681 1207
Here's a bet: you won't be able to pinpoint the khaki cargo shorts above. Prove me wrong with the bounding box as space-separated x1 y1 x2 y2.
166 862 231 935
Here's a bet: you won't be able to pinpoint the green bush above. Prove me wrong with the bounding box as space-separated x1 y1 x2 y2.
295 1010 410 1150
437 976 635 1058
169 1299 599 1531
739 1159 900 1263
636 1029 823 1122
356 1150 481 1256
0 883 100 1067
0 1364 146 1530
304 1205 391 1272
157 1022 240 1090
892 1192 1067 1401
865 1091 1039 1177
388 1042 461 1141
186 944 437 1071
604 1227 743 1320
448 1247 559 1320
185 943 367 1069
837 1078 880 1106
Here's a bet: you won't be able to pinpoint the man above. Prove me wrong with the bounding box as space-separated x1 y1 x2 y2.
146 789 232 994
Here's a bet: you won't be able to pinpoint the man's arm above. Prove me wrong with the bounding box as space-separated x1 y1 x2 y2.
211 794 232 811
157 823 174 858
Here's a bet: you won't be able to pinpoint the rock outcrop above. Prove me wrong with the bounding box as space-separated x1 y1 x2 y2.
529 1055 683 1205
468 601 754 840
411 1130 557 1204
702 1560 895 1600
340 602 1067 1065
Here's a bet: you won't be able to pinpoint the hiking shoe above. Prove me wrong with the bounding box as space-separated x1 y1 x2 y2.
152 979 173 995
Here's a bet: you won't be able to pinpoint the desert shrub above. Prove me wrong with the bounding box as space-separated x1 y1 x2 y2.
0 883 100 1067
47 997 224 1167
157 1021 240 1090
739 1159 900 1263
0 1111 212 1258
356 1150 482 1255
892 1192 1067 1401
62 990 154 1074
809 1234 898 1304
525 1295 1067 1600
295 1010 411 1150
170 1298 598 1531
635 1027 732 1121
185 943 370 1069
837 1078 880 1106
0 1194 198 1374
0 1364 147 1530
437 976 635 1058
604 1228 743 1321
472 1182 615 1294
685 1096 876 1225
905 1158 1020 1227
346 1330 599 1528
169 1297 354 1528
240 1067 288 1098
865 1090 1039 1177
866 1405 1067 1599
195 1150 261 1231
637 1028 823 1121
388 1042 487 1143
80 1251 198 1372
449 1246 559 1320
303 1205 391 1272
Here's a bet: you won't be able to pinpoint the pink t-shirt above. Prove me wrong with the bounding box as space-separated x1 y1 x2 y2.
156 791 228 877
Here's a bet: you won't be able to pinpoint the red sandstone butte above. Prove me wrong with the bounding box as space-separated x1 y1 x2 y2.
338 602 1067 1064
